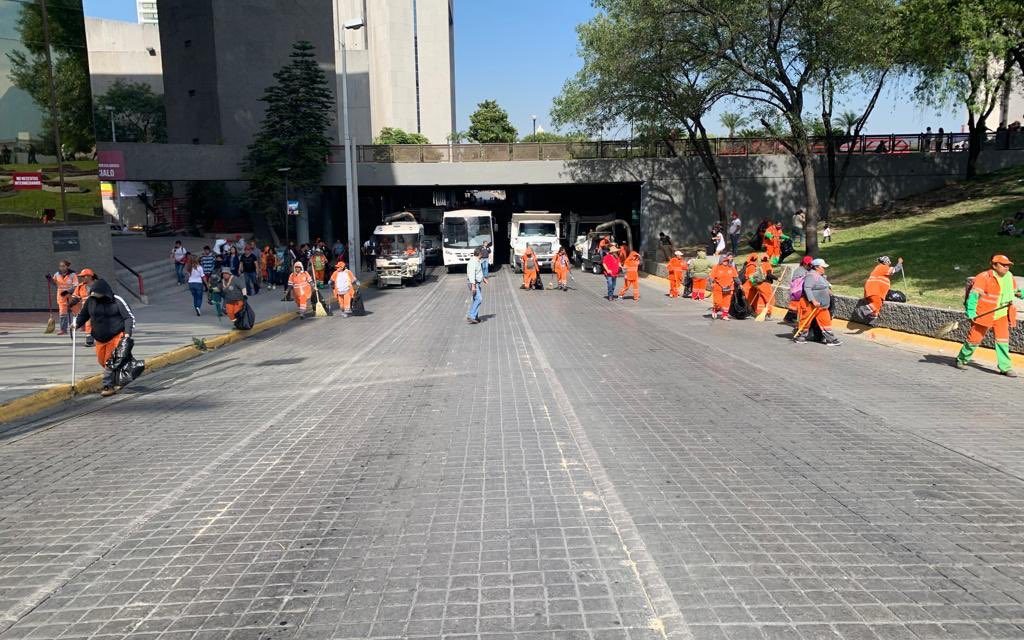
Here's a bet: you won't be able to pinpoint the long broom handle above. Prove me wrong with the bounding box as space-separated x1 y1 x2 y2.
794 307 821 336
969 302 1014 320
70 323 76 388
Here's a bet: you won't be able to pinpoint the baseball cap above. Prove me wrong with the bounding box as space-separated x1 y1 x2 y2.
811 258 829 268
991 254 1013 266
878 256 891 264
78 268 95 277
800 255 813 266
674 250 683 256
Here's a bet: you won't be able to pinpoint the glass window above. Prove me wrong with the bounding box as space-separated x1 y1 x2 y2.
443 216 492 248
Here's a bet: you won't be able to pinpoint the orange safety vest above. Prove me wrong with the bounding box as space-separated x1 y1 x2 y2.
667 257 685 278
53 271 77 295
970 269 1018 328
864 264 892 299
288 271 313 294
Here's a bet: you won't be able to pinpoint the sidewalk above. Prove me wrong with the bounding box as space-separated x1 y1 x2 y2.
0 282 299 405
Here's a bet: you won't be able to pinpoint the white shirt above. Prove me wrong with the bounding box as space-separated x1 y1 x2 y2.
714 232 725 254
188 266 204 283
172 246 187 263
728 218 741 235
823 227 832 237
333 268 353 294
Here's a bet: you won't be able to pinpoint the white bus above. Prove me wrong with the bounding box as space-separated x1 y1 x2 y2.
442 209 494 271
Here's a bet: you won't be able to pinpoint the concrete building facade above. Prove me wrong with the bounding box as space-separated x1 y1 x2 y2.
137 0 159 24
84 18 163 97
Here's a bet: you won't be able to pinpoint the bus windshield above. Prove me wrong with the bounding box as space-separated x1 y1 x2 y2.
443 216 492 248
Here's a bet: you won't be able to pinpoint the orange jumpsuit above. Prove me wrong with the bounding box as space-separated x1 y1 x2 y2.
741 256 758 301
667 257 686 298
330 267 357 312
763 224 782 263
553 253 570 287
70 280 91 334
618 251 642 300
288 269 314 312
863 264 894 317
710 262 739 317
53 271 78 333
522 250 539 289
745 257 774 316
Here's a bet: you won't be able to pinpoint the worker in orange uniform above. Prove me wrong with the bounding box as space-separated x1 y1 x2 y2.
762 220 788 265
52 260 78 335
73 279 136 397
521 245 539 290
745 254 775 318
954 254 1024 376
666 250 686 298
863 256 903 324
597 235 611 254
69 268 97 346
553 247 571 291
740 254 758 301
618 249 642 301
709 253 740 319
617 244 629 269
287 261 315 316
330 259 359 317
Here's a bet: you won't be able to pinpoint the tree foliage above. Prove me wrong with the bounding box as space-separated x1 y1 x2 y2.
519 131 587 143
93 81 167 143
719 112 749 138
467 100 517 143
374 127 429 145
5 0 95 154
242 41 334 229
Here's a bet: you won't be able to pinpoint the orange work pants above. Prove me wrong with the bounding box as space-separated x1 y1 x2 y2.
523 269 537 289
712 287 733 314
966 315 1011 344
691 277 707 300
94 332 124 367
336 290 353 312
619 275 639 300
867 295 884 316
224 300 243 320
293 288 311 312
668 275 681 298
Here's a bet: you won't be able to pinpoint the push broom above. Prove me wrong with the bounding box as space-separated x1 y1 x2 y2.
45 276 56 334
933 303 1013 339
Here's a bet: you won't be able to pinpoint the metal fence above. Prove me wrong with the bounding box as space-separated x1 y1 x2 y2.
341 131 1024 164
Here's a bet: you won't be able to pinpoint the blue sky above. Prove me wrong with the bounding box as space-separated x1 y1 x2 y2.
83 0 962 136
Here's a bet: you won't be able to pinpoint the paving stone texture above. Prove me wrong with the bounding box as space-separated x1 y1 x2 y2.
0 266 1022 640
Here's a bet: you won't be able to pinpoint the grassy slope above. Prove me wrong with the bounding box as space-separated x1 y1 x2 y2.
0 160 100 219
799 165 1024 310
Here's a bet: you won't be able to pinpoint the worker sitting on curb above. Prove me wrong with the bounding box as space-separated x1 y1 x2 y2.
863 256 904 325
688 250 711 300
709 253 739 319
667 251 686 298
954 254 1023 376
521 245 539 290
618 250 642 301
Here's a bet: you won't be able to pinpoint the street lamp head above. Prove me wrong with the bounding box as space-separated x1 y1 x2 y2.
277 167 292 173
343 17 365 30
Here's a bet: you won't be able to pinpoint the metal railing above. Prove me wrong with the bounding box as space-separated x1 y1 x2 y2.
114 256 148 304
340 131 1024 164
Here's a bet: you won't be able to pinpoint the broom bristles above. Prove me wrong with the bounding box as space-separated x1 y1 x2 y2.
933 320 959 339
44 315 55 334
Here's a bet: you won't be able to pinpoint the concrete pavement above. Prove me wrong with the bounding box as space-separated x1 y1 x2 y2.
0 268 1022 640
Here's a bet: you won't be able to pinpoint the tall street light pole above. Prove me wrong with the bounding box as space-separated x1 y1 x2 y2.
532 115 537 137
278 167 291 248
104 106 117 142
339 16 365 273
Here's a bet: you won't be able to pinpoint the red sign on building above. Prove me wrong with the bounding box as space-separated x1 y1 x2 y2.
12 172 43 190
97 150 126 180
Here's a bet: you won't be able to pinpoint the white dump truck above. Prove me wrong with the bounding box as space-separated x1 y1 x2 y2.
510 211 561 272
373 219 426 288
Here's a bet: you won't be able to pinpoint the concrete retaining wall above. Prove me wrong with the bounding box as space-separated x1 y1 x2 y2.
0 222 116 311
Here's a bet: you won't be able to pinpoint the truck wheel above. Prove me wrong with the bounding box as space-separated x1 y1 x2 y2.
592 263 601 275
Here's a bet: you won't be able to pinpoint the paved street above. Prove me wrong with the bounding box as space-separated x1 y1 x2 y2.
1 268 1023 640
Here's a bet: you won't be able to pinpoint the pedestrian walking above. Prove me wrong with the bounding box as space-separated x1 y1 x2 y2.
330 259 359 317
791 209 806 247
711 225 726 256
171 240 187 285
618 249 642 301
784 255 814 323
199 246 216 284
239 245 261 295
954 255 1023 376
763 220 788 265
466 248 487 323
822 223 833 243
728 211 742 255
73 279 136 397
186 254 206 316
521 245 539 290
287 262 315 316
52 260 78 335
480 241 492 278
658 232 675 262
602 246 621 300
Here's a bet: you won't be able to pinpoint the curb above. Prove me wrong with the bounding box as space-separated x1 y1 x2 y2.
639 270 1024 369
0 311 300 425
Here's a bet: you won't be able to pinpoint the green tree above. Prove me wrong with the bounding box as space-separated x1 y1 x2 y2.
719 112 748 138
467 100 517 143
242 41 334 236
374 127 429 144
903 0 1019 178
93 81 167 143
6 0 95 154
446 130 468 143
519 131 587 143
833 111 861 137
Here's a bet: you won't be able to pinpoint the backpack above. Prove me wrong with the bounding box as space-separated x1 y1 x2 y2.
234 301 255 330
789 274 806 301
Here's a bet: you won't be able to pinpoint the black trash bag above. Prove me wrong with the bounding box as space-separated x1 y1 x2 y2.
534 274 544 290
105 336 135 371
729 289 751 319
748 235 763 251
779 238 795 262
682 276 693 298
886 289 907 303
850 300 876 325
351 291 366 316
234 301 255 330
113 358 145 387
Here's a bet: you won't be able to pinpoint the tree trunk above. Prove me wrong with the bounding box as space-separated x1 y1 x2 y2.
796 149 820 256
966 116 985 179
713 172 727 228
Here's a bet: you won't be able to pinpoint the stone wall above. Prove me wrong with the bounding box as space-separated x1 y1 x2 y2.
0 222 116 311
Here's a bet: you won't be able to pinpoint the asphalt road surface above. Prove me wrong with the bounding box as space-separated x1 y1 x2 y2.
1 269 1022 640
